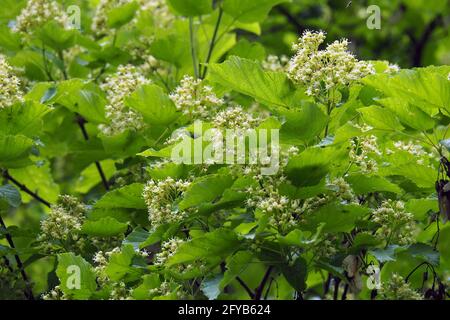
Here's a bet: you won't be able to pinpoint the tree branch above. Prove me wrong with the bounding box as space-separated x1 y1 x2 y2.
409 15 442 67
76 115 110 191
254 266 274 300
276 5 306 35
2 170 51 208
0 214 34 300
236 276 255 299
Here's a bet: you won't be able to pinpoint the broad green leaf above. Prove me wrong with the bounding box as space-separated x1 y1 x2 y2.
179 174 234 210
405 199 437 220
167 229 241 266
105 245 142 281
280 257 307 292
75 160 116 194
358 105 404 131
95 183 146 209
56 253 97 299
223 0 290 23
346 175 402 195
280 103 328 144
123 227 150 250
81 217 128 237
304 203 370 233
167 0 213 17
0 135 34 168
107 2 139 28
378 98 435 131
0 184 21 208
208 56 294 108
0 101 51 138
126 84 179 126
9 163 60 204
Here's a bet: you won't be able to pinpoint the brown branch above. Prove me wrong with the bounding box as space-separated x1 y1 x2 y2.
76 115 110 191
276 5 306 35
2 170 51 208
236 276 255 299
409 15 442 67
0 214 34 300
254 266 274 300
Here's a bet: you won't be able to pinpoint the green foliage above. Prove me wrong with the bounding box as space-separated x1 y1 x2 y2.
0 0 449 302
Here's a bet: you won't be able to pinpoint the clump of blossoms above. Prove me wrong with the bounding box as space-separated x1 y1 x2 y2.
0 55 23 109
39 195 86 243
379 274 422 300
41 286 67 300
349 135 382 174
246 178 302 233
390 140 433 164
139 0 173 29
287 30 374 98
99 64 151 135
326 177 357 203
262 55 289 72
143 178 192 228
91 0 133 36
13 0 71 33
169 76 224 119
212 106 262 131
371 200 416 246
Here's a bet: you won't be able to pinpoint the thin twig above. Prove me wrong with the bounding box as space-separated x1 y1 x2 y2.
0 214 34 300
254 266 274 300
201 7 224 79
2 170 51 208
236 276 255 299
189 17 200 79
76 115 110 190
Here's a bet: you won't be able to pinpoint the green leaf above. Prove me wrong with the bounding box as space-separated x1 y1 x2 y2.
0 184 21 208
208 56 294 109
0 101 51 138
223 0 290 23
81 217 128 237
304 203 370 233
346 175 402 195
123 227 150 250
9 163 60 204
95 183 146 210
126 84 179 126
280 257 307 292
167 229 241 266
378 98 435 131
167 0 213 17
179 174 234 210
406 243 439 266
405 199 437 220
280 103 328 144
107 1 139 28
56 253 97 300
0 135 34 168
105 245 142 281
369 245 399 263
358 105 404 131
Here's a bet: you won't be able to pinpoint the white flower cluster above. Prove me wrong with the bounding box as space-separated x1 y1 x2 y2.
154 238 184 266
41 286 68 300
143 178 192 228
372 200 416 246
13 0 70 33
139 0 173 29
39 195 86 242
287 30 374 97
91 0 132 35
110 282 133 300
99 64 151 135
327 177 356 203
349 135 381 173
0 55 23 109
212 106 261 131
391 140 433 164
385 64 400 74
169 76 224 118
246 180 302 232
262 55 289 72
379 274 422 300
